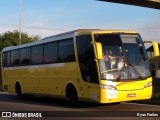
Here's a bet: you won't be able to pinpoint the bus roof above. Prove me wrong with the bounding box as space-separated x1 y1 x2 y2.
2 29 137 52
43 29 137 39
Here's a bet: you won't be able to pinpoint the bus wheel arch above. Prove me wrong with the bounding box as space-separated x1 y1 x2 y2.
15 82 23 99
66 83 79 107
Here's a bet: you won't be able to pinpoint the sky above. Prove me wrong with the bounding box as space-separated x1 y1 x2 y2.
0 0 160 43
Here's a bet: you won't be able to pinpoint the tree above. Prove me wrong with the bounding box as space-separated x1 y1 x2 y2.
0 30 40 84
0 30 40 52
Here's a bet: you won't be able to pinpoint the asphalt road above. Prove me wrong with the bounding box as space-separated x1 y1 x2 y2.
0 92 160 120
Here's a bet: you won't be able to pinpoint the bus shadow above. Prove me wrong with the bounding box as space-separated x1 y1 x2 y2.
0 92 109 109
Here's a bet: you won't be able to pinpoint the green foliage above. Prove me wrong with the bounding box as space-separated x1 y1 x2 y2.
0 30 41 52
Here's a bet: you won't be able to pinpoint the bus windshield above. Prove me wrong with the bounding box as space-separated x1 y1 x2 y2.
95 34 150 80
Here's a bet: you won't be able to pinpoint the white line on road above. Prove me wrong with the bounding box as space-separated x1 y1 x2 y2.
123 102 160 108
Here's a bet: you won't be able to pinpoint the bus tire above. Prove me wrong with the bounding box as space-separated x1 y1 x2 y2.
15 83 23 100
66 84 79 107
111 102 121 105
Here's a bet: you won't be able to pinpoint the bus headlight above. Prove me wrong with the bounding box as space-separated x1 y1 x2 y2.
100 84 117 90
144 82 152 88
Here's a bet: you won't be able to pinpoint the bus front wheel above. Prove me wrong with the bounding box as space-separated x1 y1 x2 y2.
66 84 79 107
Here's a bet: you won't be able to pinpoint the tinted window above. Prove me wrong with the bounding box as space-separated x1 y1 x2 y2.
95 34 122 46
20 48 31 64
44 42 58 63
7 52 11 66
59 38 75 62
11 50 20 65
31 45 43 64
3 53 7 67
76 35 99 84
3 52 10 67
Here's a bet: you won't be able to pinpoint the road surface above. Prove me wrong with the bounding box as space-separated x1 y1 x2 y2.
0 92 160 120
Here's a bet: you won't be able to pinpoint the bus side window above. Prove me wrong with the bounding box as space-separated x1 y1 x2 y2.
11 50 20 66
31 45 43 64
3 52 10 67
44 42 58 63
3 52 7 67
58 38 75 62
20 47 31 64
76 35 99 84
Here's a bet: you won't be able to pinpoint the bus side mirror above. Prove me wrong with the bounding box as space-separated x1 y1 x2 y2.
152 41 159 57
92 42 103 60
144 41 159 57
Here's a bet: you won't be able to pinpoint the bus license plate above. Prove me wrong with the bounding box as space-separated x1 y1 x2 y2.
127 93 136 97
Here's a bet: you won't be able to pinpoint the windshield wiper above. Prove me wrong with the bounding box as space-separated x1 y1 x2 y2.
127 62 144 80
120 46 144 80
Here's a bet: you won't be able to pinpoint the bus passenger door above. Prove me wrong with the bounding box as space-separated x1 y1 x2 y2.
76 35 100 101
85 59 100 101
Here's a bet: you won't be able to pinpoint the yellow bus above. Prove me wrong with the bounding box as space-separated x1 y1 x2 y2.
1 29 152 106
145 41 160 99
145 41 160 77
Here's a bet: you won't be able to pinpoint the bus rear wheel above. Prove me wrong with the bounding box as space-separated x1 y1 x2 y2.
66 85 79 107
